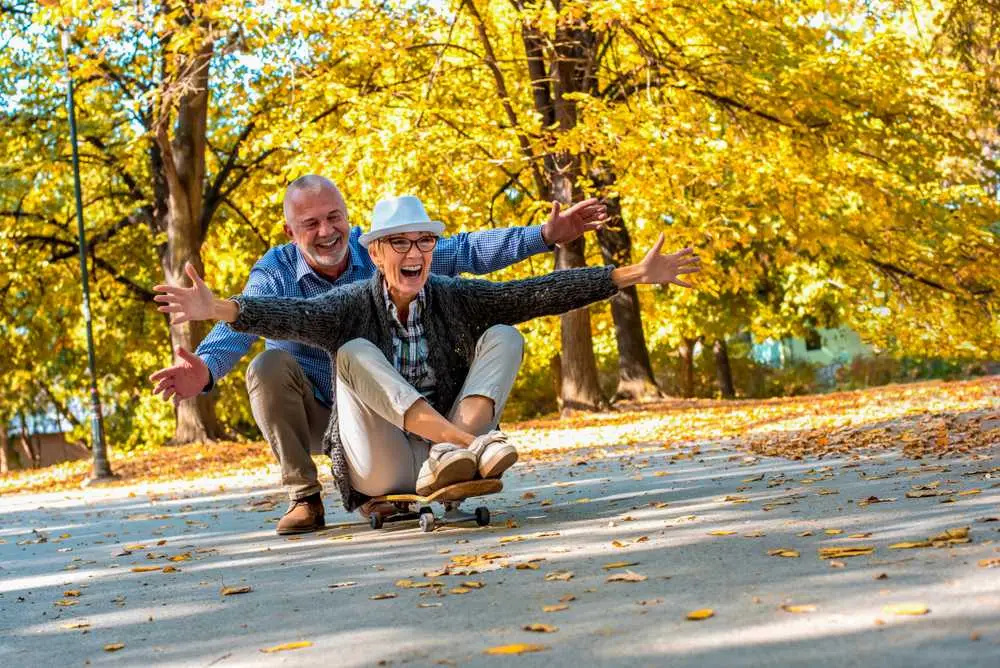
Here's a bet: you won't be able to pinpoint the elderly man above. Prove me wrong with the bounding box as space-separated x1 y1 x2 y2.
150 175 607 534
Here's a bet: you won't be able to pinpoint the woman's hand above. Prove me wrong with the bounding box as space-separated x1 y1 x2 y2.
153 262 230 324
612 233 702 289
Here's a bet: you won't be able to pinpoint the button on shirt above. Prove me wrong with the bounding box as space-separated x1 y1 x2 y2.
382 281 436 401
196 225 549 406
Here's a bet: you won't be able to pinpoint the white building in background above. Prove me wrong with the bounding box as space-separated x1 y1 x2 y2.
751 327 873 383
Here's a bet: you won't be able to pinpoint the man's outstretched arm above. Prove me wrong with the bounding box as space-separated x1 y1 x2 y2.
431 199 608 275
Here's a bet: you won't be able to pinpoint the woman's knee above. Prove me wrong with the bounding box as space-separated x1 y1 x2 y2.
336 338 382 376
480 324 524 360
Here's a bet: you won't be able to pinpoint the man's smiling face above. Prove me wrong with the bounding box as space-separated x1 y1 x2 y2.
283 184 351 279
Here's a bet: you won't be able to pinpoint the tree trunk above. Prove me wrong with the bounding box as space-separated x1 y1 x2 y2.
154 38 222 443
678 338 696 398
714 338 735 398
555 239 606 413
0 420 18 472
592 167 662 402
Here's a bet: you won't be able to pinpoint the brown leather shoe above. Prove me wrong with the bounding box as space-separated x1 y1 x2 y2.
276 494 325 535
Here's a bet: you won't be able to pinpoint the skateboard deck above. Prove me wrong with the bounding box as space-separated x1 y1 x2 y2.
374 478 502 504
367 479 503 532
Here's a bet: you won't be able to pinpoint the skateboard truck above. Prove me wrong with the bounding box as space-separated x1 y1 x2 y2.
367 479 501 532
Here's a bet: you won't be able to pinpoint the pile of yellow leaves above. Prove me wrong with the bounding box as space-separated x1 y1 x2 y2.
3 378 995 495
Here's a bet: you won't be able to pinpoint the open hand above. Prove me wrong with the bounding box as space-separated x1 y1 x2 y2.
541 198 608 247
153 262 216 325
638 233 701 287
149 346 210 405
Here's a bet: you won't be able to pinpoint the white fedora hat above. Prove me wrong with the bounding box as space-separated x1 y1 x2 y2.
359 195 445 248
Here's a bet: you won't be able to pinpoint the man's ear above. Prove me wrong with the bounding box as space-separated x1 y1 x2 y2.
283 224 294 240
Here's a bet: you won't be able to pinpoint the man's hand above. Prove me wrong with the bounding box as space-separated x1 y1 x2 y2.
612 233 702 289
153 262 218 325
149 346 211 406
540 198 608 247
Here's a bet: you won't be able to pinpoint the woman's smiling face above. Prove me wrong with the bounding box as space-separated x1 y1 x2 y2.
369 232 437 304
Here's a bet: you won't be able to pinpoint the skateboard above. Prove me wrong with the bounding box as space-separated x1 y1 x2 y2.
366 479 503 532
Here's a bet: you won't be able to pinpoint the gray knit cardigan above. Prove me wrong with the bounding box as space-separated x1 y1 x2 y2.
230 265 618 510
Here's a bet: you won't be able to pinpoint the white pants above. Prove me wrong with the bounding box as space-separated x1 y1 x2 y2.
335 325 524 497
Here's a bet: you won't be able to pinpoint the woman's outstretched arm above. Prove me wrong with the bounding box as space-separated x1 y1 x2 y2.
457 233 701 326
153 262 349 350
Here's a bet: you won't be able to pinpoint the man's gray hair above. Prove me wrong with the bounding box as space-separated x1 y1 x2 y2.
283 175 341 222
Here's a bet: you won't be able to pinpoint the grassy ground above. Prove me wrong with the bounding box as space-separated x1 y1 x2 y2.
2 376 996 496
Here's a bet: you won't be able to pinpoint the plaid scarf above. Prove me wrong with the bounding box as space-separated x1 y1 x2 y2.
382 280 435 397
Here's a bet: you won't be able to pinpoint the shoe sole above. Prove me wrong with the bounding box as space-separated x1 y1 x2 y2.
276 520 325 536
416 454 478 496
480 447 518 479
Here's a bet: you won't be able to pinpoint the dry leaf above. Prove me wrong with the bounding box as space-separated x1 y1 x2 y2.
61 621 90 629
823 529 843 535
328 581 357 589
768 549 800 558
978 558 1000 568
544 570 574 582
103 643 125 652
883 603 929 616
523 623 558 633
462 581 485 589
369 593 397 600
260 641 312 653
131 566 162 573
483 644 548 655
54 600 78 607
417 602 442 608
450 587 471 594
542 603 569 612
521 492 536 500
221 585 252 596
162 566 179 573
708 530 737 536
848 533 872 539
889 541 932 550
516 562 540 570
603 561 638 570
818 546 875 559
63 590 81 597
607 570 647 583
781 604 816 613
686 608 714 620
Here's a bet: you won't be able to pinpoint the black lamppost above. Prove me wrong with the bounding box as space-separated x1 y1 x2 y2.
60 26 115 484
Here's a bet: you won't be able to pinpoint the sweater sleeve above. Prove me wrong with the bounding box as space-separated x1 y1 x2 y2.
228 288 354 351
458 265 619 326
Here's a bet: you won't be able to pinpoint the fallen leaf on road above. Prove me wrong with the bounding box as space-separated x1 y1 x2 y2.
54 600 78 607
819 546 875 559
977 558 999 568
369 593 397 600
63 590 81 597
131 566 162 573
607 570 647 583
221 585 252 596
823 529 843 535
768 549 800 558
848 533 872 539
542 604 569 612
781 604 816 613
545 570 574 582
462 581 485 589
260 641 312 653
450 587 471 594
104 643 125 652
603 561 638 570
516 562 541 570
523 623 558 633
883 603 929 616
484 644 548 655
328 582 357 589
62 621 90 629
708 530 737 536
686 609 714 620
417 602 442 608
889 541 932 550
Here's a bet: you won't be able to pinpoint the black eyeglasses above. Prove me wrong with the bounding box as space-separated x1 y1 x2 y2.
382 235 438 254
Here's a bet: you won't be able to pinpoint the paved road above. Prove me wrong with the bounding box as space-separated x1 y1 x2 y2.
2 439 998 667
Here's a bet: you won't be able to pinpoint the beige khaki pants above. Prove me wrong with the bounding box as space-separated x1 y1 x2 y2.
246 349 329 500
336 325 523 497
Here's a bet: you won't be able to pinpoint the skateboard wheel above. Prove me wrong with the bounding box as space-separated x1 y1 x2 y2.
475 506 490 527
369 513 383 530
419 513 435 533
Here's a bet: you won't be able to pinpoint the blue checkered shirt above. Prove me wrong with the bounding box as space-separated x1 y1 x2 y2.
196 224 549 406
382 280 435 401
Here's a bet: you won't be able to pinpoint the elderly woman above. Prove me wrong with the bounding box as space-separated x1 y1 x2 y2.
154 195 700 518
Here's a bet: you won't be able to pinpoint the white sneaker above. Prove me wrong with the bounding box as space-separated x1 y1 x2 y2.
416 443 478 496
468 431 518 479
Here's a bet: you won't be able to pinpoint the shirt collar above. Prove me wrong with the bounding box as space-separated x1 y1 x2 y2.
293 227 362 285
381 278 426 327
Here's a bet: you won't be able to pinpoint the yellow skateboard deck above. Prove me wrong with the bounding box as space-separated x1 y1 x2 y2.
375 478 503 505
